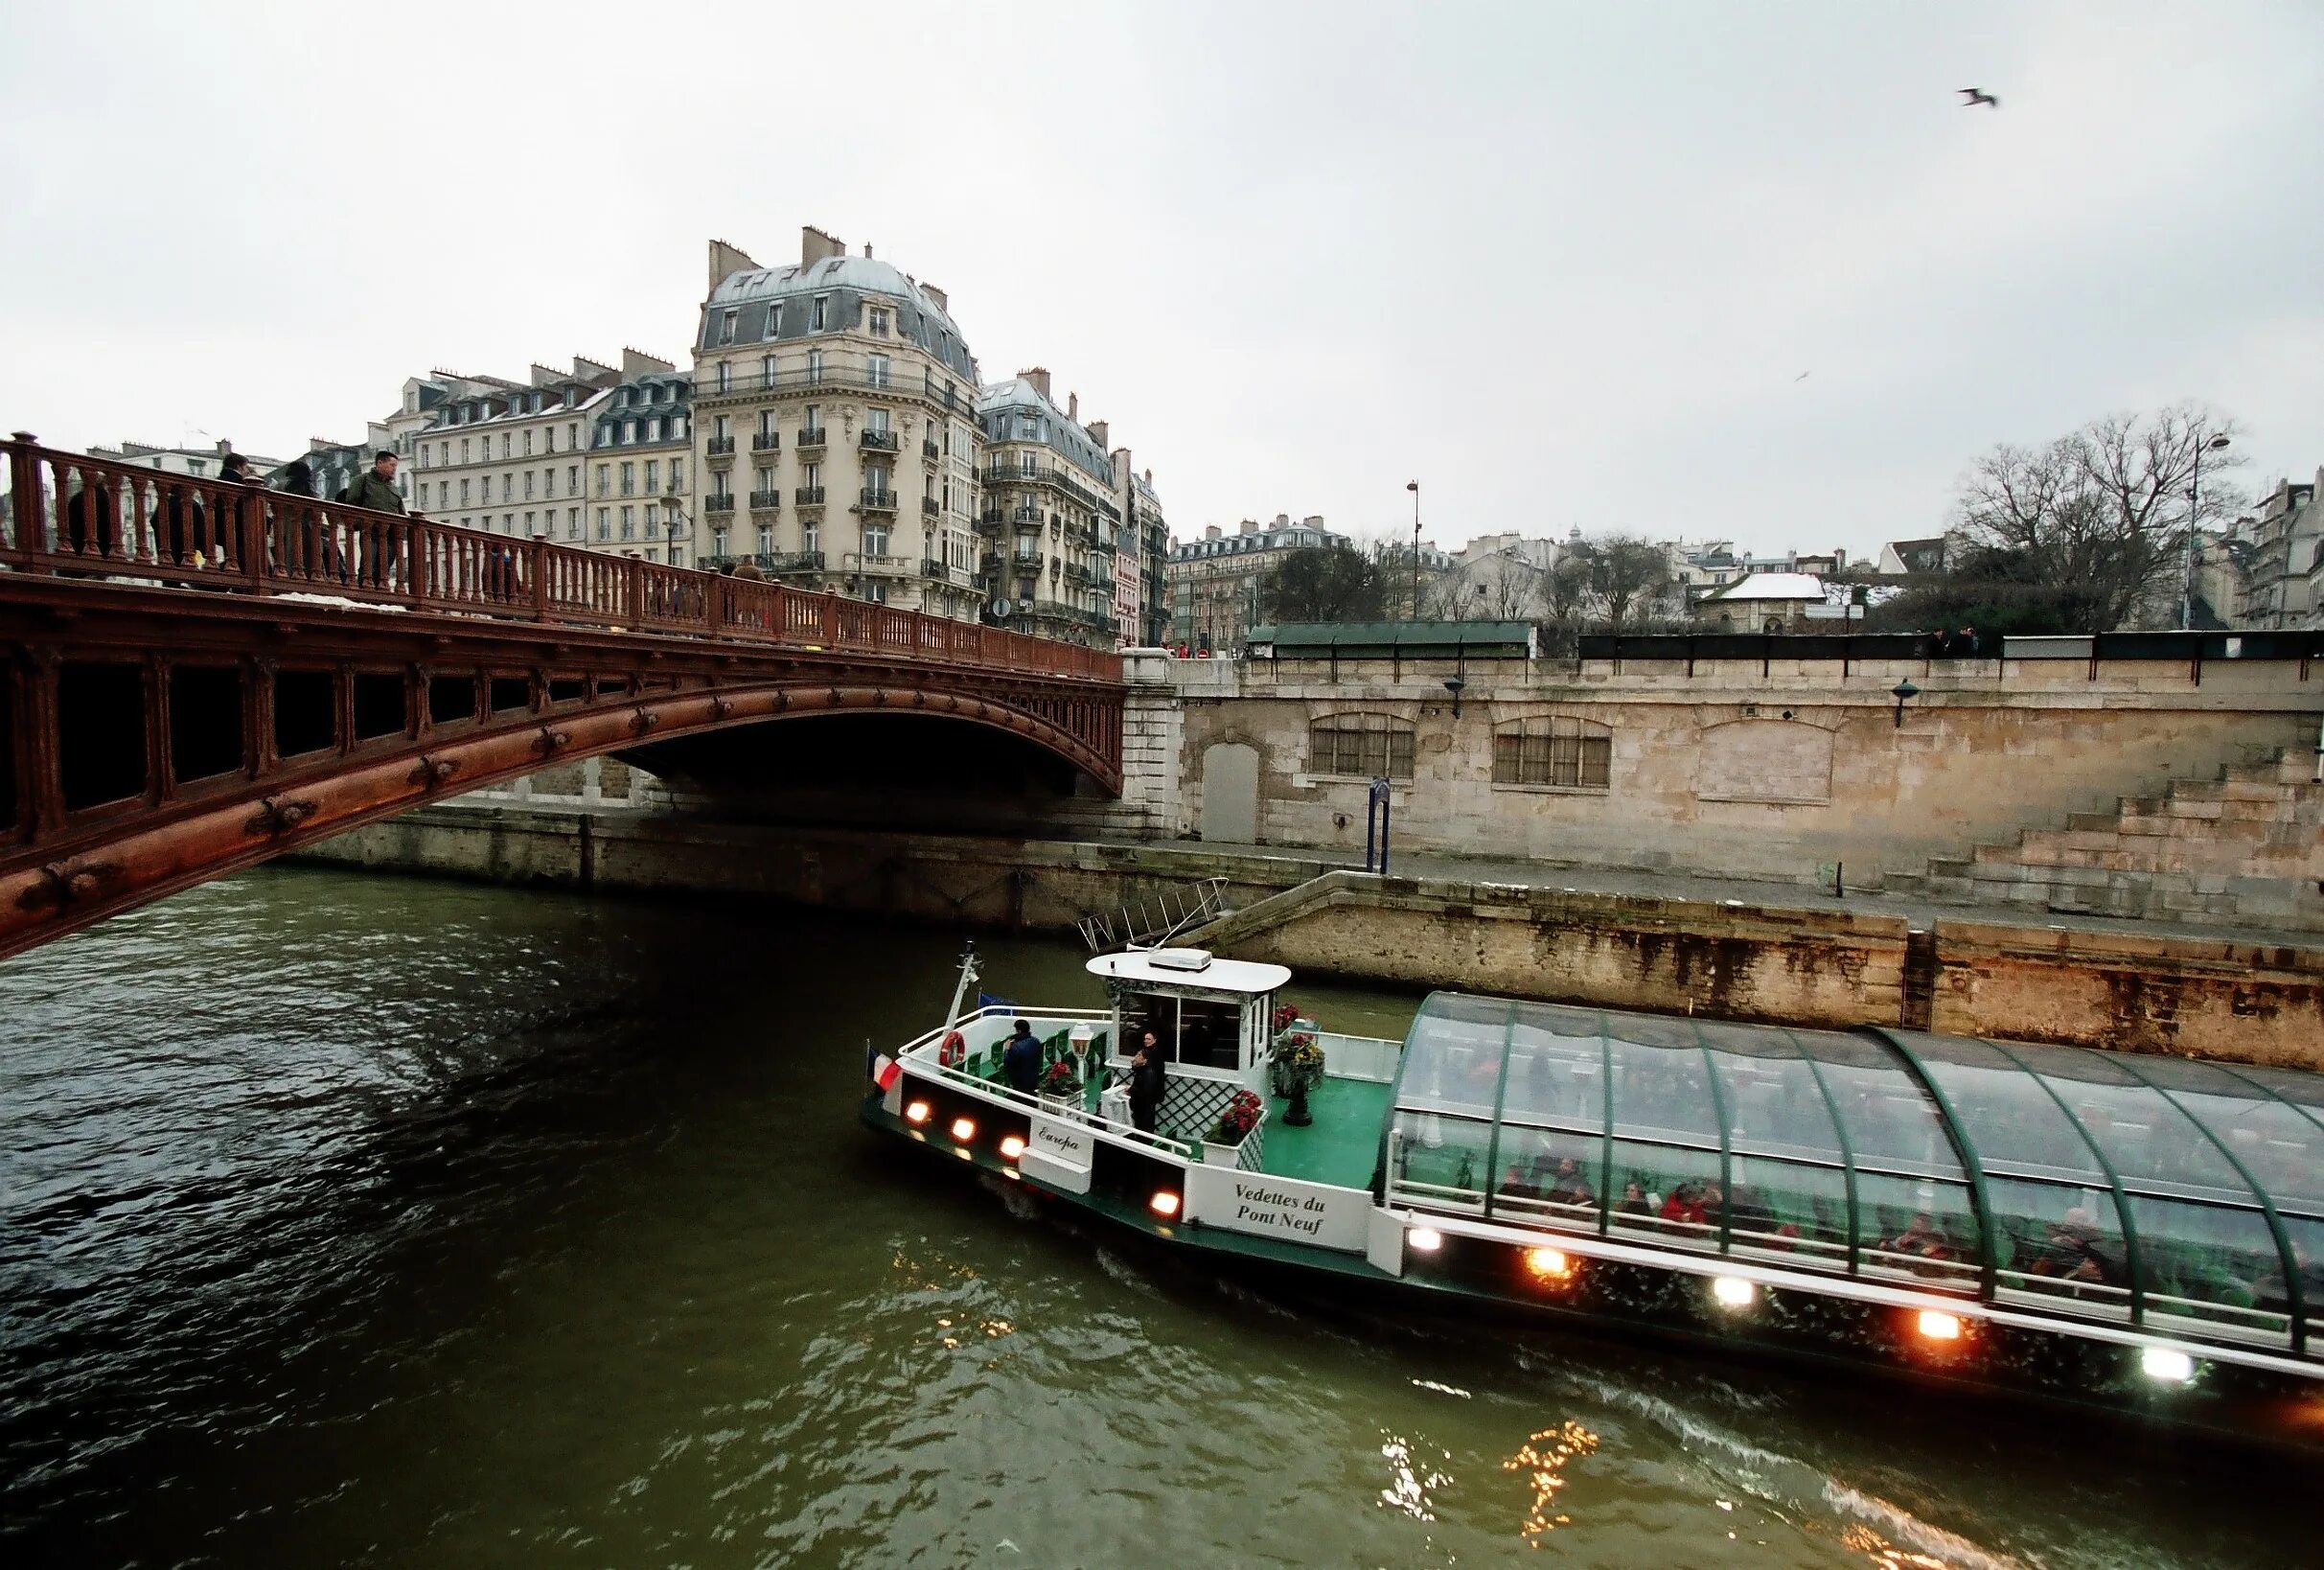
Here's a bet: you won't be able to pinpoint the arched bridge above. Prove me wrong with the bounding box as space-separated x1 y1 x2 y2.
0 435 1123 960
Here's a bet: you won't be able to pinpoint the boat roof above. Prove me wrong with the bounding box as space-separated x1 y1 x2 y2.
1086 949 1290 994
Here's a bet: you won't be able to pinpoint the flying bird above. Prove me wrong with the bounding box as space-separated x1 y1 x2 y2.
1794 371 1811 382
1959 88 1998 107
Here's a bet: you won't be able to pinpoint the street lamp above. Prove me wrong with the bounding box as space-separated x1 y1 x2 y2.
2181 433 2231 631
1891 678 1920 728
1406 480 1420 621
660 493 690 568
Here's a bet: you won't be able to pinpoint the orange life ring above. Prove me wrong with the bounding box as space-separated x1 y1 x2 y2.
938 1030 967 1068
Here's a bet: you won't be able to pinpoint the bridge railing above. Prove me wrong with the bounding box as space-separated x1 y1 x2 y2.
1 435 1121 682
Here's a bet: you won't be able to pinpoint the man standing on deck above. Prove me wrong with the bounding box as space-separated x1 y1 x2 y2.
1001 1020 1042 1095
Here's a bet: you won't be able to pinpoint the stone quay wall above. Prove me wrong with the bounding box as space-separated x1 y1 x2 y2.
295 805 2324 1070
1161 651 2323 902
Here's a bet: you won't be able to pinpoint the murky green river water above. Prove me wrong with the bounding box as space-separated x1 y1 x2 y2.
0 866 2312 1568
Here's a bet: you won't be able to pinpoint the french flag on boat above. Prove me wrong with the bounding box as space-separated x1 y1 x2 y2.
871 1050 904 1092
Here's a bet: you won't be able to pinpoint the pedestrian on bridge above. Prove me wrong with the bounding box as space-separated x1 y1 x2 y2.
339 450 405 592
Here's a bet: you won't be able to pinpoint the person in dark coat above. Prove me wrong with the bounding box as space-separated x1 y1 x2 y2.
1127 1030 1167 1134
273 457 314 496
345 450 405 515
1001 1019 1042 1095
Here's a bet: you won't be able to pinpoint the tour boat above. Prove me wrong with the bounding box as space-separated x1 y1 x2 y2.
862 946 2324 1434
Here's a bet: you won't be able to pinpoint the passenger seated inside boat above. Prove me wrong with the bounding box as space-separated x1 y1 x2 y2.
1880 1212 1955 1263
2028 1209 2122 1284
1614 1181 1651 1217
1659 1182 1721 1230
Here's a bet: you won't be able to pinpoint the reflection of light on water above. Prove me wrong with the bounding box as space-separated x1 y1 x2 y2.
1503 1420 1599 1545
1377 1433 1453 1522
1840 1523 1952 1569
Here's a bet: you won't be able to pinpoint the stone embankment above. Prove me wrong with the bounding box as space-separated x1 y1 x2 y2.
1885 749 2324 932
297 801 2324 1072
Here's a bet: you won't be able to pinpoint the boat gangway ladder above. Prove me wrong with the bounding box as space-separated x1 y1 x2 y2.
1075 876 1231 954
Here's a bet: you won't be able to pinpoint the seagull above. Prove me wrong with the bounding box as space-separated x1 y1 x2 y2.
1959 87 1998 108
1794 371 1811 382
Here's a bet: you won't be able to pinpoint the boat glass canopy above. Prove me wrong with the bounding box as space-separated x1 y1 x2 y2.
1385 994 2324 1358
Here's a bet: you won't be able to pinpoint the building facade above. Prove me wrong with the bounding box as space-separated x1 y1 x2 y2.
90 439 286 481
1115 451 1169 646
2232 471 2322 630
975 370 1122 645
688 228 983 621
392 352 688 559
1166 515 1353 652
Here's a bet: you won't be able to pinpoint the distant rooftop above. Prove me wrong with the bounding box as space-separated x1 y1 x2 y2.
1710 572 1826 601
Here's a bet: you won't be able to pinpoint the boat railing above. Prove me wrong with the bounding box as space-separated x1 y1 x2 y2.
894 1018 1194 1164
1312 1030 1399 1084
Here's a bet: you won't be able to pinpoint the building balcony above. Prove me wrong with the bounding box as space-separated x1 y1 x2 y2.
859 488 898 513
795 485 826 505
706 435 735 457
796 427 826 449
922 559 971 588
841 551 912 578
974 512 1005 537
1012 507 1044 529
921 496 939 517
767 550 824 577
704 495 735 516
1063 562 1093 587
750 431 780 452
860 428 899 453
922 440 941 462
748 491 781 512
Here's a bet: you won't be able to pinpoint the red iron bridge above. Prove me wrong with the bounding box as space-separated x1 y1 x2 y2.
0 434 1125 960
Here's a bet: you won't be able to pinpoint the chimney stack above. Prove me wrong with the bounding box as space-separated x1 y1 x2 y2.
863 242 873 259
921 283 948 312
707 238 759 292
1088 420 1109 448
800 225 845 266
1020 366 1051 400
1068 392 1078 422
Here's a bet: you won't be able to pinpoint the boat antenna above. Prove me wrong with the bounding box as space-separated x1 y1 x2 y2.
941 940 980 1029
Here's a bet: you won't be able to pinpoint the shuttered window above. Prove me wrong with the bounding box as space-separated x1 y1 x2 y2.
1310 713 1415 780
1492 716 1611 791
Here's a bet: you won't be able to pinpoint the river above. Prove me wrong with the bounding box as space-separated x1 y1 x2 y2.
0 865 2311 1568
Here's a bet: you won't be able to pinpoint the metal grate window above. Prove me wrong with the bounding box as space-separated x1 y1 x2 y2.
1310 712 1415 780
1492 716 1611 790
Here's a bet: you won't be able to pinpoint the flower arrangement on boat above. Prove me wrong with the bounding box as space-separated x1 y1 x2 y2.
1270 1012 1325 1097
1209 1089 1265 1146
1042 1057 1082 1098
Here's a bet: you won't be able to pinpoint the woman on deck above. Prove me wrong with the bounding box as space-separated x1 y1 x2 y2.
1128 1033 1166 1135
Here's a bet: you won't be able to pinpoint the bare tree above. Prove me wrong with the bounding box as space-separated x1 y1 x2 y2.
1950 404 2243 632
1438 549 1546 620
1260 546 1385 623
1574 535 1673 633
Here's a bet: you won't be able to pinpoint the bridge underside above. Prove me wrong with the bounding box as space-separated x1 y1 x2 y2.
0 579 1122 959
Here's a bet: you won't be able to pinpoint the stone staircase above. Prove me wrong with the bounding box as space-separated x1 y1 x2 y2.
1884 750 2324 932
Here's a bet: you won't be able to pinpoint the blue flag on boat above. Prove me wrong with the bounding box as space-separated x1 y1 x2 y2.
977 991 1015 1012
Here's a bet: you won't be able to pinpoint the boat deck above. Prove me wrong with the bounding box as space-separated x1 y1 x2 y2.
1259 1076 1391 1189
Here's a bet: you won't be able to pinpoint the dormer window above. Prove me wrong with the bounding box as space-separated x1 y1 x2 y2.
867 307 890 337
719 310 738 346
812 294 829 332
765 302 782 338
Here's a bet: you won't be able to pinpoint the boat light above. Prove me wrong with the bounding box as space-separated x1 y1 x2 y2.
1523 1246 1573 1281
904 1100 932 1125
1916 1309 1964 1343
1148 1189 1181 1219
2141 1346 2196 1384
999 1134 1026 1160
1711 1276 1757 1309
949 1117 977 1143
1408 1227 1444 1254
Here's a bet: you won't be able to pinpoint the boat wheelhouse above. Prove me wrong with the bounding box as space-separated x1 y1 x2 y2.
864 955 2324 1413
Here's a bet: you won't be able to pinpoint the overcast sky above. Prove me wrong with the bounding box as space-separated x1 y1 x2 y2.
2 1 2318 558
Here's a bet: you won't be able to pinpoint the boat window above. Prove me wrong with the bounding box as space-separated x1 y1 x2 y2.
1491 1127 1603 1230
2004 1040 2254 1201
1987 1176 2131 1316
1895 1033 2110 1185
1728 1157 1851 1267
1390 1110 1490 1213
1802 1033 1964 1179
1698 1022 1845 1164
1501 1002 1604 1133
2132 1195 2287 1339
1119 990 1242 1073
1854 1172 1982 1290
1606 1139 1722 1251
1605 1017 1720 1144
2115 1057 2324 1213
1397 994 1509 1119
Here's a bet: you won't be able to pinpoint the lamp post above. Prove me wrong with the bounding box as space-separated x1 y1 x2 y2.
1406 479 1420 621
2181 433 2231 631
660 493 690 568
1891 678 1920 728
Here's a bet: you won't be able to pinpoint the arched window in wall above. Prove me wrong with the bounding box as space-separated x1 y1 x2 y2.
1310 711 1415 780
1492 715 1611 791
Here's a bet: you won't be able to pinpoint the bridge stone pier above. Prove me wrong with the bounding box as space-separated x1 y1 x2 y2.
0 435 1123 960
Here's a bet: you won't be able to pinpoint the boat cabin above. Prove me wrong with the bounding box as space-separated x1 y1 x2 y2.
1088 948 1289 1094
